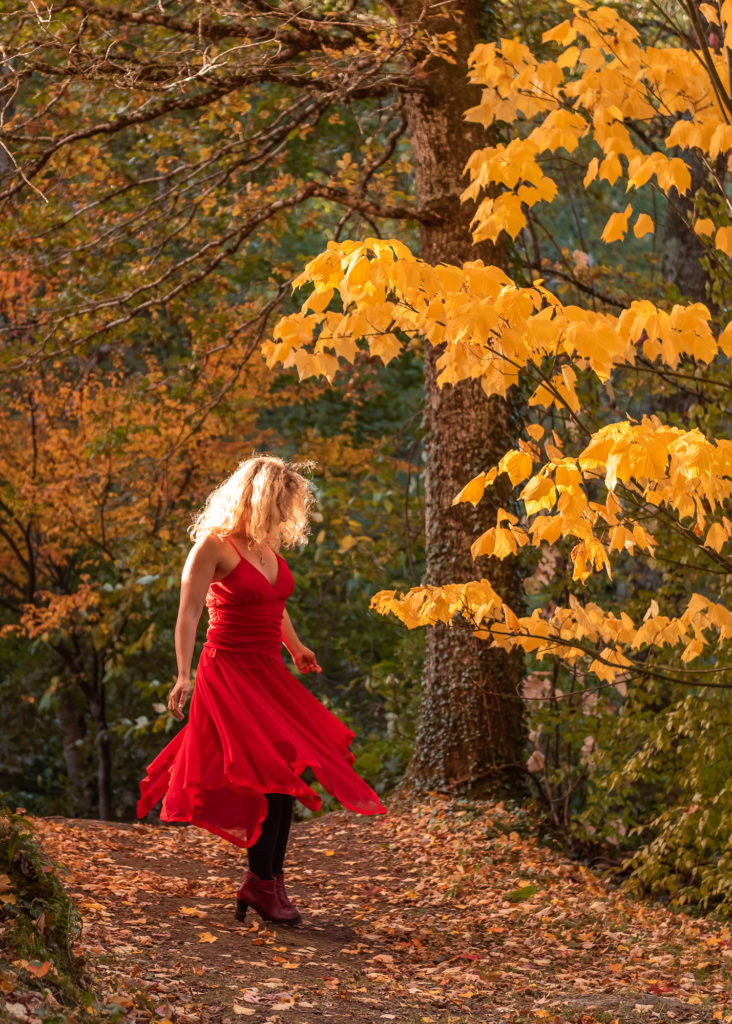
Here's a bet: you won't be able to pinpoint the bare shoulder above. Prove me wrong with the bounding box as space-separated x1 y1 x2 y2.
194 533 227 556
183 534 227 576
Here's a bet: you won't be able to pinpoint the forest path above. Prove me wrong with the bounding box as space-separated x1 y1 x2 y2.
33 798 731 1024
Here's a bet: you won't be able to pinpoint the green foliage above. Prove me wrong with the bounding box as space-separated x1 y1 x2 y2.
612 689 732 911
0 802 88 1014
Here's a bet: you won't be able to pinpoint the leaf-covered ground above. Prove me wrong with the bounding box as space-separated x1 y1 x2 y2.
9 797 732 1023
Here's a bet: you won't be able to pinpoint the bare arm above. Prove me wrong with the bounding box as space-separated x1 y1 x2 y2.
282 608 321 674
281 608 304 659
168 536 221 719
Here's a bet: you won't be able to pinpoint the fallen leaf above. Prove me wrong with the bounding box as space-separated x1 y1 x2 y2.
505 884 538 902
198 931 218 943
24 960 51 978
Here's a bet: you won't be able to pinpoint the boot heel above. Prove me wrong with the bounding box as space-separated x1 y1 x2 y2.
235 869 298 924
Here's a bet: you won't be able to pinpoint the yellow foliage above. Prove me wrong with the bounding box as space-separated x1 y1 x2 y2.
371 578 731 682
267 3 732 689
462 7 724 250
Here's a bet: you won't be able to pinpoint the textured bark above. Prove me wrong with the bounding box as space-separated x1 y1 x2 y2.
89 684 112 821
395 0 525 798
56 683 98 816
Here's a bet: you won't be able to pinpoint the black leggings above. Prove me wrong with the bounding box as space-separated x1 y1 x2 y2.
247 792 294 880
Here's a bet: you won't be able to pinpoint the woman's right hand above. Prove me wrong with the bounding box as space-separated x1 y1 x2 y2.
168 677 191 720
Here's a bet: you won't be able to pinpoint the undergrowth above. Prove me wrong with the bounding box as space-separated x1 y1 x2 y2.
0 801 100 1022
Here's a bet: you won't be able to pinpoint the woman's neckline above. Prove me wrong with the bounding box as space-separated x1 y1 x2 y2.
224 535 280 589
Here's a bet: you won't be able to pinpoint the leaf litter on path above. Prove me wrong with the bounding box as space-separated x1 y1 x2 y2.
23 797 732 1023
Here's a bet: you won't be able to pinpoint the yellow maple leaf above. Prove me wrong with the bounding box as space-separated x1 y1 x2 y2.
493 193 527 239
528 381 555 409
681 638 704 663
305 286 334 314
521 475 557 515
694 218 715 236
715 226 732 256
705 522 728 552
633 213 654 238
601 204 632 244
453 471 490 506
500 450 534 485
584 157 599 187
542 18 577 46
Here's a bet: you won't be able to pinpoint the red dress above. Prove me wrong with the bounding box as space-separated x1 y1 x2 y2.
137 544 387 847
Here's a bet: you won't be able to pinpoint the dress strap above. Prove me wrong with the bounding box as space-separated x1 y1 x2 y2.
223 535 243 561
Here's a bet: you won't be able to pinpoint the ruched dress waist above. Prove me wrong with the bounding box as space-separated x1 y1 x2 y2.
203 569 286 654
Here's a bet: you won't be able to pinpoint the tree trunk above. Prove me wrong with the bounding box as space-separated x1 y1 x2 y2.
395 0 525 799
89 682 112 821
56 682 97 816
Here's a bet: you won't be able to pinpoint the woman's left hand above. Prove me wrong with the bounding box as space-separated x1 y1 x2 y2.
293 646 322 674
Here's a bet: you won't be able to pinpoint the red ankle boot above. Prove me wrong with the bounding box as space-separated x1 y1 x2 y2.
235 870 300 924
274 872 301 924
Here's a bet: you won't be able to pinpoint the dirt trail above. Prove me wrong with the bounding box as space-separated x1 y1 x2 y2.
32 799 732 1024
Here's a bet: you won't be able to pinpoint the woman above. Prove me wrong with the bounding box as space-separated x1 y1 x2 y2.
137 455 387 925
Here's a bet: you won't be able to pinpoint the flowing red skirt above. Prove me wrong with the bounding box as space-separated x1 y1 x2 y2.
137 644 387 848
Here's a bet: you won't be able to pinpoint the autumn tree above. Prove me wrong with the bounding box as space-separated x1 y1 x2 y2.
0 0 527 803
0 338 268 816
0 284 423 818
391 0 525 797
267 1 732 906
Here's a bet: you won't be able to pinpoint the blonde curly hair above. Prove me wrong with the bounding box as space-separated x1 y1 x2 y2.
190 454 315 549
